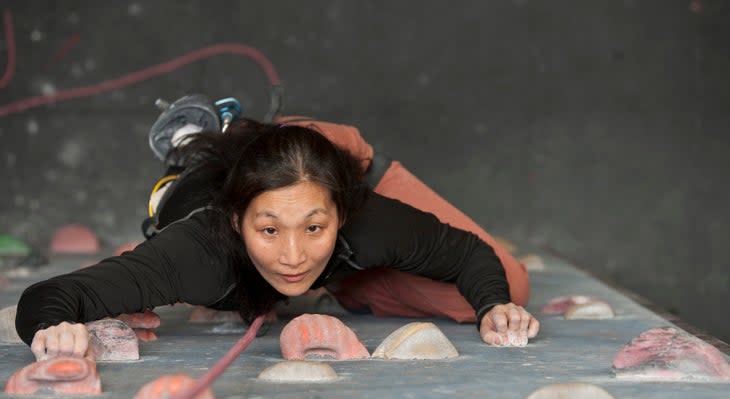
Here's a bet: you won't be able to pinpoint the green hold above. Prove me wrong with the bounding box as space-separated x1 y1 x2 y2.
0 234 31 256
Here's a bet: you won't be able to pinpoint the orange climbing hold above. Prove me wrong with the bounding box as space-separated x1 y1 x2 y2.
50 224 100 254
280 314 369 360
4 357 101 395
133 374 215 399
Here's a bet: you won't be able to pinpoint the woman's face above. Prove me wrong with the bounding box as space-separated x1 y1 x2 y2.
239 181 340 297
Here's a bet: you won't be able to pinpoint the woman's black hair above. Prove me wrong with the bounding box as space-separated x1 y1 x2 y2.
166 118 369 322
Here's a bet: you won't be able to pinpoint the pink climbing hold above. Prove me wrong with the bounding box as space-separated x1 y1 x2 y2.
280 313 370 360
4 357 101 395
133 374 215 399
50 224 100 254
86 319 139 361
113 241 142 256
541 295 600 314
612 327 730 381
116 310 161 329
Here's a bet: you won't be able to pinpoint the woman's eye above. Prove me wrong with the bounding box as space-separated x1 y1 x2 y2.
263 227 277 235
307 225 321 233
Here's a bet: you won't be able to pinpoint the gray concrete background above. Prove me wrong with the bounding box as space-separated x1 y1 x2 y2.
1 1 728 342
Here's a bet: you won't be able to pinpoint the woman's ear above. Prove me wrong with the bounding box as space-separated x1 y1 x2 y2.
231 213 241 233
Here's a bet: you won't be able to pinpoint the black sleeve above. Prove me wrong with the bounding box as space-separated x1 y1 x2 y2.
15 210 235 346
340 192 510 322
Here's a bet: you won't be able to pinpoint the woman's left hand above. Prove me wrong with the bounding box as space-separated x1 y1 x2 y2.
480 303 539 346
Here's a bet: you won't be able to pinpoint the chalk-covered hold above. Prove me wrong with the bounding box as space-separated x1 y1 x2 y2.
526 383 615 399
86 319 139 361
258 360 338 382
372 322 458 360
564 300 615 319
612 327 730 381
0 305 23 344
280 314 369 360
541 295 600 314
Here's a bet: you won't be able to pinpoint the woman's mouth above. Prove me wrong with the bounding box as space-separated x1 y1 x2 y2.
280 272 307 283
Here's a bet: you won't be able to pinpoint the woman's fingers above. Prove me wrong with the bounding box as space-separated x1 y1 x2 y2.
482 303 541 346
527 316 540 338
30 330 48 361
30 322 90 361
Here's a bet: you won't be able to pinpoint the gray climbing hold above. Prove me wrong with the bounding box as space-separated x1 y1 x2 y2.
257 360 338 382
526 383 615 399
372 322 458 360
0 305 24 344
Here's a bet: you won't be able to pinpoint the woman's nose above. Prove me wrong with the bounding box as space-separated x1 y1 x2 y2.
279 234 306 267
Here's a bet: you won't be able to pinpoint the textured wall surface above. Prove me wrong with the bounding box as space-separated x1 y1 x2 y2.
1 1 728 341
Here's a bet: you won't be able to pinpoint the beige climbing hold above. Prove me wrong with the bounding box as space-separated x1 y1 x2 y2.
526 383 615 399
257 360 338 382
493 237 516 253
372 322 458 360
565 301 615 319
0 305 23 344
518 254 545 271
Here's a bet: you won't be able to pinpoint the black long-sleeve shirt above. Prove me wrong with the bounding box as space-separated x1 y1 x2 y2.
15 192 509 345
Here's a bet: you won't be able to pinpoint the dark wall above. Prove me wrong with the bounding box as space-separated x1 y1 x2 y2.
1 1 728 341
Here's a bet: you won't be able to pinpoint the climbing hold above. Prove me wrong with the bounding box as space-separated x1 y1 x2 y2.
133 373 215 399
518 254 545 271
541 295 600 314
114 311 161 342
526 382 615 399
280 314 369 360
133 329 158 342
0 305 23 344
4 357 101 395
0 234 30 256
612 327 730 381
86 318 139 361
113 241 141 256
188 306 243 323
50 224 100 254
493 236 516 253
372 322 458 360
257 360 338 382
564 300 614 319
116 310 161 329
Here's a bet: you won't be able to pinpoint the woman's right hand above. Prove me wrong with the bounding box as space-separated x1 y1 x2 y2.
30 322 91 361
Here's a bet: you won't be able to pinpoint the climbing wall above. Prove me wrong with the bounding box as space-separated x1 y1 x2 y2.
1 240 728 398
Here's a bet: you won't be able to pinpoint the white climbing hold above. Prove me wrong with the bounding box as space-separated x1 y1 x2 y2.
526 382 615 399
257 360 338 382
564 300 615 320
372 322 458 360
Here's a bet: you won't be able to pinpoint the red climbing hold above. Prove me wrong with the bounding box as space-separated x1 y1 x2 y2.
113 241 142 256
4 357 101 395
280 313 370 360
133 374 215 399
613 327 730 381
116 310 161 329
134 329 158 342
50 224 100 254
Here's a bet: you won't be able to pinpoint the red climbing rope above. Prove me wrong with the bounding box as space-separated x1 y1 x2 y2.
0 10 280 118
171 315 265 399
